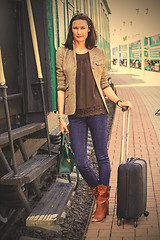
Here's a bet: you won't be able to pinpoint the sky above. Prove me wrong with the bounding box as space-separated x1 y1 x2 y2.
107 0 160 47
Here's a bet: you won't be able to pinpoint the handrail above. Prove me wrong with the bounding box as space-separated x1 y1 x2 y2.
0 93 23 102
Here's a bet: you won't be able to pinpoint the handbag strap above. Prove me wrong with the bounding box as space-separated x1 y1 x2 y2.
67 160 79 191
67 147 79 191
62 130 70 146
62 131 79 191
72 151 79 191
62 131 71 156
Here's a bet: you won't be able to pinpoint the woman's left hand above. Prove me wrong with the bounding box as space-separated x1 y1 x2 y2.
118 101 132 111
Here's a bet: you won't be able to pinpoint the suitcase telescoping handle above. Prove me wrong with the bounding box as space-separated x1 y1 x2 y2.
120 107 131 164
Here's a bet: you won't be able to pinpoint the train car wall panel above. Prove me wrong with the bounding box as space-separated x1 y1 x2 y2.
149 34 160 61
0 1 19 95
46 0 57 111
22 0 52 114
53 0 74 49
97 1 111 71
119 44 127 66
67 1 74 23
129 40 141 61
0 0 55 132
0 1 24 133
58 0 67 45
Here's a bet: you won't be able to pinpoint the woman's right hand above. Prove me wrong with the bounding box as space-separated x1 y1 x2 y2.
59 118 69 134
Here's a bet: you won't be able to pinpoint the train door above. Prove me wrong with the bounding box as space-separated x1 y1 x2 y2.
53 0 74 49
67 0 74 23
0 1 24 133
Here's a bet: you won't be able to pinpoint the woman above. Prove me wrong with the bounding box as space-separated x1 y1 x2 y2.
56 13 132 222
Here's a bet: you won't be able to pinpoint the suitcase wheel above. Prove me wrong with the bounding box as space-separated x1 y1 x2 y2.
117 218 122 226
144 211 149 217
134 220 138 228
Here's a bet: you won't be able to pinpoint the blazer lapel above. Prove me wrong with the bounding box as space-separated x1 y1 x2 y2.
73 44 77 67
89 48 97 83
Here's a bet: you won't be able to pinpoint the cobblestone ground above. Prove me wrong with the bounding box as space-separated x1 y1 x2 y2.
85 68 160 240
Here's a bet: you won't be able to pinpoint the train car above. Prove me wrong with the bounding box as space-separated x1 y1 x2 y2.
0 0 111 232
0 0 58 228
144 37 150 70
112 46 118 65
129 40 141 69
147 34 160 71
114 34 160 71
119 44 127 67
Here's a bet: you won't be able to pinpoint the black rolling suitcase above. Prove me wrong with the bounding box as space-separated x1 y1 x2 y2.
117 107 149 228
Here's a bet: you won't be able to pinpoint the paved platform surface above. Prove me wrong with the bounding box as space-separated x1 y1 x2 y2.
85 67 160 240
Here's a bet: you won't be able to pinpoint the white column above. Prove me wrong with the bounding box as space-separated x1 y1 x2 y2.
148 37 150 61
141 37 145 75
118 44 120 70
127 42 130 70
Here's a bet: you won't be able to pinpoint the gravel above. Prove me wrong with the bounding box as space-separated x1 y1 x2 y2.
4 98 116 240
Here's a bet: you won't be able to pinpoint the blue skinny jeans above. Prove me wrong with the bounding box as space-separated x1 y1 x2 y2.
69 114 111 188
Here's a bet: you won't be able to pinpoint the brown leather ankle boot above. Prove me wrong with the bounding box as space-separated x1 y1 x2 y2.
90 186 99 199
92 185 111 222
90 186 99 218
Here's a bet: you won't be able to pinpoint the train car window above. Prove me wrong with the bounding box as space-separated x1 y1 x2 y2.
58 0 66 46
94 0 99 34
86 0 91 17
67 1 74 24
0 2 19 96
84 0 88 14
76 0 81 13
83 0 86 13
99 3 103 44
80 0 84 13
150 35 160 62
90 0 93 19
53 0 59 49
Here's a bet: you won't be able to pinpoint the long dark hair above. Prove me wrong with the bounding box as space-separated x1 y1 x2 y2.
64 13 97 49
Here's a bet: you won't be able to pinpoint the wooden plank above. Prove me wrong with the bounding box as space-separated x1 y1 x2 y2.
15 138 47 167
26 181 74 227
0 122 45 146
0 154 58 185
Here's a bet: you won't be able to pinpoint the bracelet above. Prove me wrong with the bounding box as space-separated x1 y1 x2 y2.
116 99 122 106
58 113 65 119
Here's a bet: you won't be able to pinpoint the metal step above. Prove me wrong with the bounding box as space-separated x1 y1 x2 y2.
26 181 74 227
0 122 45 146
0 154 57 185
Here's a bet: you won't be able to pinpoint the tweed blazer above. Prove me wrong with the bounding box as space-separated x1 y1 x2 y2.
56 46 109 115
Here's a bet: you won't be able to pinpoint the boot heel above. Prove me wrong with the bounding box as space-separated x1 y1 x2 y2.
106 206 109 215
106 202 109 215
90 186 99 219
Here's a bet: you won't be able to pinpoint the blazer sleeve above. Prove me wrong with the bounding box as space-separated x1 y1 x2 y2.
56 47 66 91
100 49 109 90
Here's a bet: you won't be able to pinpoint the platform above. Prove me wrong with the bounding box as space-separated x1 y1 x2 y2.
84 67 160 240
